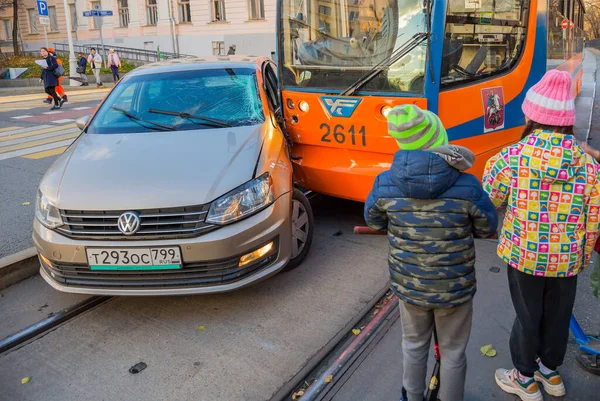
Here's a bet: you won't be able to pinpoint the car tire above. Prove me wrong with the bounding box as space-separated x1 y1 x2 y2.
283 189 314 271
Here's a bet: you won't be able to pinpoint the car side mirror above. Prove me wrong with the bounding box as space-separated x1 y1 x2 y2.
76 115 90 130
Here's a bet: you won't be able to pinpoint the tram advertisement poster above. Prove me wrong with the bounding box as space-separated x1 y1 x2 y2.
481 87 505 133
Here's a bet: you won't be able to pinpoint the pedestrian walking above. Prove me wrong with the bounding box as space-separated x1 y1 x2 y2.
88 48 103 88
39 47 63 110
227 44 236 55
483 69 600 401
364 104 497 401
77 52 89 86
43 48 67 104
107 48 121 82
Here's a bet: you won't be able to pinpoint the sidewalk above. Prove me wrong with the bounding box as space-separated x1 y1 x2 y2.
0 82 114 97
327 50 600 401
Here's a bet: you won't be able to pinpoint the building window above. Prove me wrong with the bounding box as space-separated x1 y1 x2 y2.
318 6 331 16
212 41 225 55
91 1 101 29
211 0 226 22
179 0 191 23
147 0 158 25
48 6 59 32
27 8 38 34
119 0 130 27
2 19 12 40
248 0 265 20
69 3 78 31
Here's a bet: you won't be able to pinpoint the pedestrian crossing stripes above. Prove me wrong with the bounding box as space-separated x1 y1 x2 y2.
0 124 80 161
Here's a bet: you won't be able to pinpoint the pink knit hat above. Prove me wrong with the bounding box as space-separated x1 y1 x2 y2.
521 70 575 126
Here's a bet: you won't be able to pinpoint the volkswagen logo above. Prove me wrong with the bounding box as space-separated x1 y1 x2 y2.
117 211 140 235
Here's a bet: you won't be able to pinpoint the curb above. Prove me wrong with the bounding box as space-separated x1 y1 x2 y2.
0 248 39 290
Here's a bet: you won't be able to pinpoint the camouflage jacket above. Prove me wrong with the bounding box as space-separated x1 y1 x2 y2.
365 150 498 309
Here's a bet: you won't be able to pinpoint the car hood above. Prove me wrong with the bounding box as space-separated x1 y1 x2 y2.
40 125 265 210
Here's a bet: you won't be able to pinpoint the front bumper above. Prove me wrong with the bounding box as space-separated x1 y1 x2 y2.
34 192 292 295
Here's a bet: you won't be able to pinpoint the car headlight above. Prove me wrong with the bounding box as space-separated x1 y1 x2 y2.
36 190 63 229
206 173 275 225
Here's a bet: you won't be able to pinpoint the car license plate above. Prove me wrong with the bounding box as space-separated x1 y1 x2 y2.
86 247 182 271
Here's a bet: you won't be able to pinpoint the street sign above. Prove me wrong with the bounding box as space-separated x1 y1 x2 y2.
36 0 48 17
83 10 113 17
562 19 569 29
39 16 50 25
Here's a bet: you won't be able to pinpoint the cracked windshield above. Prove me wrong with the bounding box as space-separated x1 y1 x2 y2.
280 0 428 93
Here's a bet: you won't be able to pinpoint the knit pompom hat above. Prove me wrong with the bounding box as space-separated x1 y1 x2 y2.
522 70 575 126
387 104 448 150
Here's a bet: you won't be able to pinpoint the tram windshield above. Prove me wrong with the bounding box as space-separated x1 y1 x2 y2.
279 0 430 94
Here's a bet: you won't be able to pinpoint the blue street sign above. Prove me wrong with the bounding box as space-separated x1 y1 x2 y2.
82 10 113 17
36 0 48 17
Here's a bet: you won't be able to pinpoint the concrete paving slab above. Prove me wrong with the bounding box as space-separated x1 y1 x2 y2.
329 241 600 401
0 198 390 401
0 274 89 340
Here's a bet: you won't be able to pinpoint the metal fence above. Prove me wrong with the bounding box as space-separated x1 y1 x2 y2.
587 39 600 50
51 43 195 63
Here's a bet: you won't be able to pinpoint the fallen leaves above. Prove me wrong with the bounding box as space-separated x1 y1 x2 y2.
480 344 497 357
352 328 361 336
22 202 30 206
325 375 333 383
196 325 206 332
21 377 31 384
292 390 305 400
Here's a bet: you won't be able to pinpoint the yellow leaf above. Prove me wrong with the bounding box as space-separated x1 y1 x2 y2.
196 325 206 332
292 390 305 400
352 329 361 336
22 202 30 206
21 377 31 384
480 344 497 357
325 375 333 383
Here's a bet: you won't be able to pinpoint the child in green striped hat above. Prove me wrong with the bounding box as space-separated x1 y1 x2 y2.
364 103 497 401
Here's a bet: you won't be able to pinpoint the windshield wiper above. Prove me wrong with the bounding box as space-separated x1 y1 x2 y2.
340 32 429 97
148 109 232 128
111 106 176 131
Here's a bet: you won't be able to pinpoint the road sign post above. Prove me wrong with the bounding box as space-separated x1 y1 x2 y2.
82 8 113 68
36 0 49 49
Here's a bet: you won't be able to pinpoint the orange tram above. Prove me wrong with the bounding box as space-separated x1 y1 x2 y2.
276 0 586 202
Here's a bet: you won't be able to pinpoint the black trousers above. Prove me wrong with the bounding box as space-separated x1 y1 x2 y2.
507 266 577 376
45 86 60 105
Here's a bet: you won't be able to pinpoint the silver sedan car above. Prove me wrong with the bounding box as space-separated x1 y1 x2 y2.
33 56 314 295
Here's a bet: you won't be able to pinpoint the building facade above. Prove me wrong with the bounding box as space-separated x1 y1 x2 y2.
0 0 276 57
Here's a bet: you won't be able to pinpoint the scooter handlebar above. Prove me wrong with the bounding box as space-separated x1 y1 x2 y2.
353 226 386 235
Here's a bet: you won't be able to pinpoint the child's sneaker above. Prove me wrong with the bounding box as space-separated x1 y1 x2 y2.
534 359 566 397
495 368 543 401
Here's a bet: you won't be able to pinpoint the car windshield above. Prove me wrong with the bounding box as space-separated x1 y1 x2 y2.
87 67 265 134
279 0 429 94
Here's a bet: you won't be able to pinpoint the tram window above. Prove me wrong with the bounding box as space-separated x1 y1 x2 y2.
441 0 529 88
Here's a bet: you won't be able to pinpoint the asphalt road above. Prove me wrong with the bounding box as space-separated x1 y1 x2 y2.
0 88 109 258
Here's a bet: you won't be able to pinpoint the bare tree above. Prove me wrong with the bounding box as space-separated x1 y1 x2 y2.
585 1 600 39
0 0 20 55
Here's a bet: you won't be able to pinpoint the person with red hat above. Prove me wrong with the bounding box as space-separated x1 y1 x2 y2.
43 48 67 105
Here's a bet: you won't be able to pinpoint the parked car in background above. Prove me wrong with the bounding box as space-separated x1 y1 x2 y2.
34 56 314 295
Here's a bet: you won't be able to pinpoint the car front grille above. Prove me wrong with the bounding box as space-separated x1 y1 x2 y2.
57 205 217 240
40 245 279 289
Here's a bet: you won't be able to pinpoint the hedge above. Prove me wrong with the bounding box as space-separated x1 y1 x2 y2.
0 55 137 78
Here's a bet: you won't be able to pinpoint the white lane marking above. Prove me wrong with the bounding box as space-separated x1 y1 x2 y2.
0 128 79 147
0 139 76 161
43 111 64 115
72 107 92 110
0 125 53 138
51 119 76 124
11 115 33 119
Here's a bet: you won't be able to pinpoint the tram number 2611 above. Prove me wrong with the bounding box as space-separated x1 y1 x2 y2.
320 123 366 146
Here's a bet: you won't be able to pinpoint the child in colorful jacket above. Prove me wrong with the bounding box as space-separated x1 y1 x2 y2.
483 70 600 401
365 104 497 401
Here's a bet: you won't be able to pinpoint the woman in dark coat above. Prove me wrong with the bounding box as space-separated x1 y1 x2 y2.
39 47 62 110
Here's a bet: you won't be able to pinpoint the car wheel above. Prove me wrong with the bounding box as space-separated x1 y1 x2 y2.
283 189 314 271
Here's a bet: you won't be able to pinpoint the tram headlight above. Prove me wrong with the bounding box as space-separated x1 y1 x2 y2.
299 101 310 112
381 105 392 118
